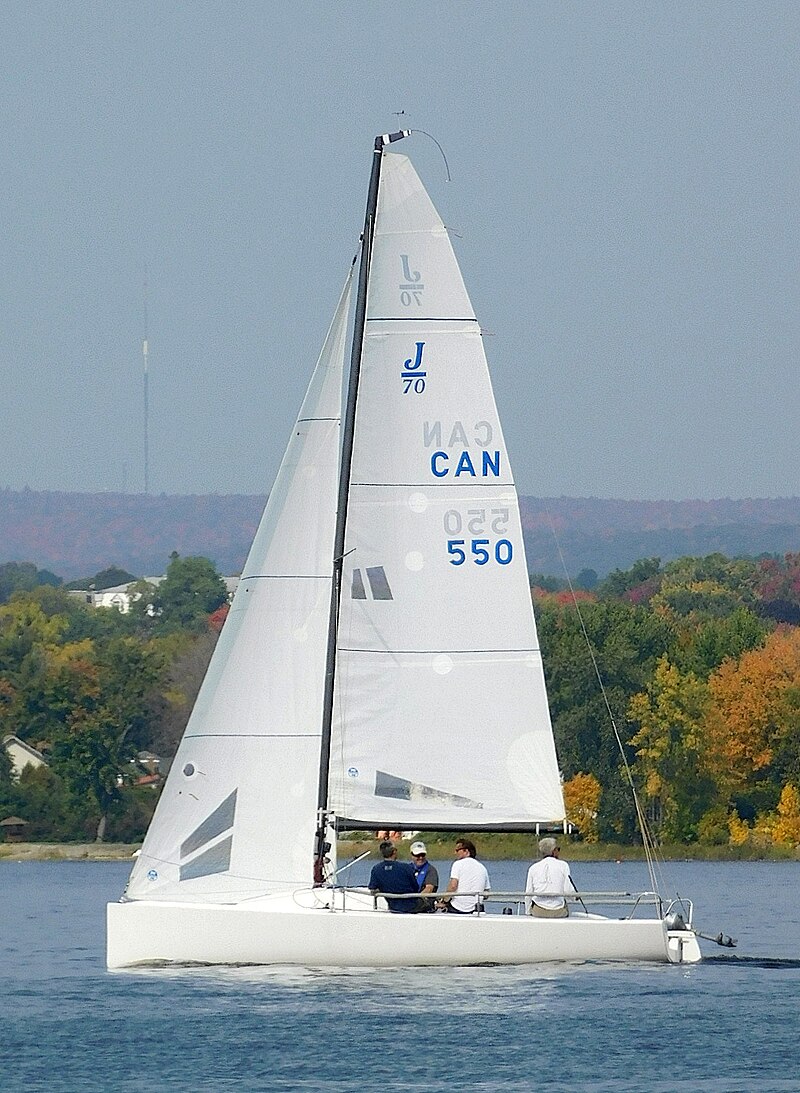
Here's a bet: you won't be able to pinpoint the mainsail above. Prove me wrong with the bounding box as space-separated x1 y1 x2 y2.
123 145 564 909
124 272 353 902
327 154 565 828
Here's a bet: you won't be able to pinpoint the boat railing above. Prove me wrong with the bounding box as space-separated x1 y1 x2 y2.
478 890 665 920
663 896 695 930
329 886 669 919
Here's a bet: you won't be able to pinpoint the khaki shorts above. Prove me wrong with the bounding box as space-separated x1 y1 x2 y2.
529 902 569 918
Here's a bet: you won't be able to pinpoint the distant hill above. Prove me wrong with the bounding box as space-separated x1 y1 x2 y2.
0 489 262 581
520 497 800 578
1 488 800 582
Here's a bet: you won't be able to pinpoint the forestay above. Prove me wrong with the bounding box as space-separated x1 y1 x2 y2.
124 274 353 903
328 154 565 829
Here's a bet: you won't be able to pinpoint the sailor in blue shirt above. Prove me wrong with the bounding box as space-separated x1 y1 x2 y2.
410 840 439 912
368 841 420 913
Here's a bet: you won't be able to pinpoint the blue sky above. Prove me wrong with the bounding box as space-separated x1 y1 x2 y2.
1 2 797 499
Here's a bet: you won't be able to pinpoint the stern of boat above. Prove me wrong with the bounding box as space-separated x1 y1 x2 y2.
666 927 702 963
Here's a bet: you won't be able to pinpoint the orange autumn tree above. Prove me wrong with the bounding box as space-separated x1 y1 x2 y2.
563 772 602 842
706 626 800 809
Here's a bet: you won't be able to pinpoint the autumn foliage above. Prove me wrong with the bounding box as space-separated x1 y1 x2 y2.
543 552 800 849
4 549 800 848
563 772 602 842
705 627 800 793
0 556 228 840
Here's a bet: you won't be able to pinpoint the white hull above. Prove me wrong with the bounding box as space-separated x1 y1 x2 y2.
107 892 701 969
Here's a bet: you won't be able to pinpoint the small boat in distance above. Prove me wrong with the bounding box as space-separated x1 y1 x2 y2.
107 132 701 968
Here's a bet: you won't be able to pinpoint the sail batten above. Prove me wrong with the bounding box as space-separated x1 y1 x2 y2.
183 733 322 740
239 574 332 580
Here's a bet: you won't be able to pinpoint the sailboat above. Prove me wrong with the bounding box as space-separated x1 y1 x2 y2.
107 132 701 968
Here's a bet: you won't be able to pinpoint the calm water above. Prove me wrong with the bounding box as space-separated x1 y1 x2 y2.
1 858 799 1093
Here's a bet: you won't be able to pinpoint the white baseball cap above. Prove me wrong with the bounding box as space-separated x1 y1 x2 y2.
410 841 427 855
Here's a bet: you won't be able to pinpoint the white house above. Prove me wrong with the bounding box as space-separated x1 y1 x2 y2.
67 577 164 614
2 734 47 778
68 576 240 614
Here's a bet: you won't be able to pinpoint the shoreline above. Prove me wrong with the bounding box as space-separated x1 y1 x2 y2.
2 838 798 863
0 843 141 862
337 836 800 863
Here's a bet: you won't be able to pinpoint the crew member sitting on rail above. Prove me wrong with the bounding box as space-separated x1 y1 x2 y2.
525 837 572 918
368 840 420 913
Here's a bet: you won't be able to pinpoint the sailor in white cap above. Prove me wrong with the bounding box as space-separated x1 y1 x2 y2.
409 840 439 911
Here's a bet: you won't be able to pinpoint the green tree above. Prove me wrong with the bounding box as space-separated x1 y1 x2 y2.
125 579 160 627
0 600 70 745
152 554 228 631
653 580 745 620
50 710 124 840
0 598 67 671
575 568 599 592
650 556 758 625
675 606 769 678
11 765 85 840
0 562 61 605
628 656 714 841
537 598 675 840
661 553 758 593
598 558 662 601
49 637 166 840
0 744 14 816
19 585 130 642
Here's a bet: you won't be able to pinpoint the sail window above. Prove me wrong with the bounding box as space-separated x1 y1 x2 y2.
375 770 482 809
180 790 237 858
179 835 233 882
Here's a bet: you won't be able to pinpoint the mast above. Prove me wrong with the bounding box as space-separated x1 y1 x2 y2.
315 131 410 865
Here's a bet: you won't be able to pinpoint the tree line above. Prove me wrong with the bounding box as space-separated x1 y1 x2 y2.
0 555 228 842
2 550 800 849
546 553 800 850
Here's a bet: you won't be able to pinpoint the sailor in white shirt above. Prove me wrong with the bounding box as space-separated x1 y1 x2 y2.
440 839 490 914
525 837 572 918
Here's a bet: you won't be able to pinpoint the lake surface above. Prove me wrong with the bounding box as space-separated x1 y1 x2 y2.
1 858 799 1092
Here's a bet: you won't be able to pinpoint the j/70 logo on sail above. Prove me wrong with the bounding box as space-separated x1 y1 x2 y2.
399 254 424 306
401 341 426 394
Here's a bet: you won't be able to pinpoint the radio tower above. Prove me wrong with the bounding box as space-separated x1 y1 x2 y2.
142 269 149 495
